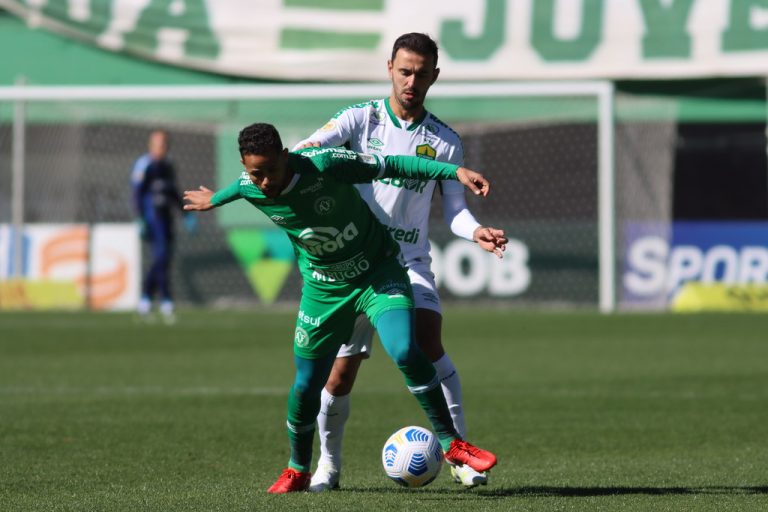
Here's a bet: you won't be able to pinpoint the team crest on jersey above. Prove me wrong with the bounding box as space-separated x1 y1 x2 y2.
320 120 336 132
415 144 436 160
425 123 439 135
294 327 310 348
367 138 384 151
314 196 335 215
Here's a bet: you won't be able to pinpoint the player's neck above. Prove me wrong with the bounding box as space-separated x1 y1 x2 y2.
387 96 425 123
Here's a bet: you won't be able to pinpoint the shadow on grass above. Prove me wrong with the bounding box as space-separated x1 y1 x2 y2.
346 485 768 498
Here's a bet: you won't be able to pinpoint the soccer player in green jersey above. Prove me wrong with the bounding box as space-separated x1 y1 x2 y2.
183 122 497 493
294 33 506 490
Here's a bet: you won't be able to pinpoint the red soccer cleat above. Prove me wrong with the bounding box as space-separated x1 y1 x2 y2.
267 468 312 494
444 439 497 473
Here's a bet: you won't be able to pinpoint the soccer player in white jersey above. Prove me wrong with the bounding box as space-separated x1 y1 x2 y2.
293 32 508 490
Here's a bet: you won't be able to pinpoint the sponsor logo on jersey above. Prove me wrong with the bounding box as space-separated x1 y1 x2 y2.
367 138 384 151
310 252 371 281
301 147 356 161
270 215 287 225
415 144 436 160
387 226 420 244
298 309 320 327
314 196 335 215
377 177 429 194
332 151 357 160
294 327 310 348
239 171 253 186
357 153 377 165
299 177 325 195
297 222 359 256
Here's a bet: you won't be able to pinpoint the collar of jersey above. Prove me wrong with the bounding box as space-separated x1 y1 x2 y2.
384 98 428 131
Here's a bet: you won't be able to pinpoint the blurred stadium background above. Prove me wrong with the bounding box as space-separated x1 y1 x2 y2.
1 1 767 313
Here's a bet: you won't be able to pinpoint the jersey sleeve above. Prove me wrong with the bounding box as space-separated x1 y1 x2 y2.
440 135 466 197
301 147 386 181
382 154 459 181
291 105 361 150
211 177 244 207
303 147 459 183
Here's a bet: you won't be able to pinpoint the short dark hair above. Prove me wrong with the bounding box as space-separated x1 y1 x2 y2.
238 123 283 156
390 33 438 67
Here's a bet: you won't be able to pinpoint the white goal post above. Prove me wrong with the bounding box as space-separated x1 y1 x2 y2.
0 81 616 312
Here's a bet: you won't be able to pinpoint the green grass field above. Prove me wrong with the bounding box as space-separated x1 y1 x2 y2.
1 309 767 511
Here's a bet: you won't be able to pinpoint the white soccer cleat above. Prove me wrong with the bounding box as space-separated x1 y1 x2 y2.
450 464 488 488
308 462 340 492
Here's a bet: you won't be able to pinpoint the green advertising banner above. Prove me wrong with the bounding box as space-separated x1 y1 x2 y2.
3 0 768 81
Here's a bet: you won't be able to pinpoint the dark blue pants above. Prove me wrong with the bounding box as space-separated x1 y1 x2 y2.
142 211 174 301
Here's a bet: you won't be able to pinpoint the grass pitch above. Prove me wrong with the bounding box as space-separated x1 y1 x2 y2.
1 309 767 511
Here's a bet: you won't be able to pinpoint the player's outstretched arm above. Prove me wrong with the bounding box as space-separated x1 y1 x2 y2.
183 186 215 211
473 226 508 259
456 167 490 197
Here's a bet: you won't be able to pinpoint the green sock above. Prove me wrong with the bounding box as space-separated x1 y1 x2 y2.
286 426 313 473
412 385 459 451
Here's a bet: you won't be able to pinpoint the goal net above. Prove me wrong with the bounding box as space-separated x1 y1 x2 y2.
0 83 622 311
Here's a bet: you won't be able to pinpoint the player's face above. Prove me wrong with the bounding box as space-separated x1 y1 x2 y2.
388 49 439 115
241 148 290 198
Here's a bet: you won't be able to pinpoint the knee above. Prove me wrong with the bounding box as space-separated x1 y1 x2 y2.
388 342 422 368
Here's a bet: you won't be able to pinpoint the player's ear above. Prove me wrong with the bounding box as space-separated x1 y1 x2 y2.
431 67 440 85
387 59 394 77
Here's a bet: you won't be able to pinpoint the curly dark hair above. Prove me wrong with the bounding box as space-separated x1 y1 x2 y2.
390 32 438 66
238 123 283 156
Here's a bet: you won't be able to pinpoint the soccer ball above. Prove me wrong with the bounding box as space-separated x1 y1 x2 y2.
381 426 443 488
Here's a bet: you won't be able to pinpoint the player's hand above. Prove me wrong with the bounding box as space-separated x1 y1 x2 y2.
456 167 490 197
183 186 215 211
473 226 508 258
295 141 321 150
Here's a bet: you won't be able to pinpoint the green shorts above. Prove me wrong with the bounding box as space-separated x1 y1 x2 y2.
292 257 413 359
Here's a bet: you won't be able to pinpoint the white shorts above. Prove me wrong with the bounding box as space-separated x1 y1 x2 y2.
337 261 441 358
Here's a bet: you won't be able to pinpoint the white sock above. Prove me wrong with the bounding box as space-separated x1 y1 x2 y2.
316 387 350 469
433 354 466 439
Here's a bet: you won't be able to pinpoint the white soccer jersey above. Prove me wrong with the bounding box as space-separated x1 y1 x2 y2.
294 98 472 264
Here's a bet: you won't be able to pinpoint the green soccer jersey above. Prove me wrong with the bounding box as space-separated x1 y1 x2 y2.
211 147 459 288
